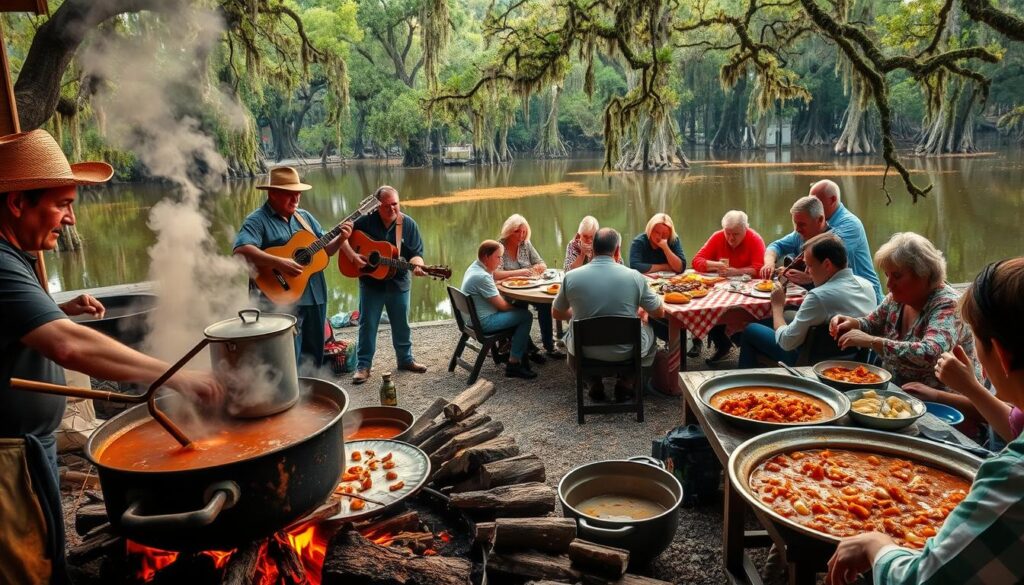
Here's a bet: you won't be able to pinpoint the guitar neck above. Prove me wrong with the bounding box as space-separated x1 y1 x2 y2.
305 208 364 255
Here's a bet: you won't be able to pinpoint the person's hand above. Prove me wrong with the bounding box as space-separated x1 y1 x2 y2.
656 238 671 251
530 264 545 276
276 257 304 277
637 306 649 324
838 329 875 351
348 253 368 269
902 382 942 401
60 294 105 318
784 270 812 286
770 283 787 308
759 264 775 280
337 221 353 241
412 264 427 277
826 532 893 585
580 241 593 256
830 315 859 339
167 370 225 405
935 346 979 394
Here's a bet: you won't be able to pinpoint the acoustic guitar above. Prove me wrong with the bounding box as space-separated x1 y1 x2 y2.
339 230 452 281
253 196 381 305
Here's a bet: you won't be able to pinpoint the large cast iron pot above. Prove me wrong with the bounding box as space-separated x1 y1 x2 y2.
84 377 347 552
70 293 157 348
558 456 683 563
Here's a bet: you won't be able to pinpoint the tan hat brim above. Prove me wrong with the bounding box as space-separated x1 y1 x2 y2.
71 161 114 185
256 183 313 192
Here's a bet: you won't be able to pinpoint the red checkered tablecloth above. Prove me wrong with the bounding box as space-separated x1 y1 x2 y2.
660 285 805 338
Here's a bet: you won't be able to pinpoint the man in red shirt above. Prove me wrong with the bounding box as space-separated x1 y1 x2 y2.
691 210 767 360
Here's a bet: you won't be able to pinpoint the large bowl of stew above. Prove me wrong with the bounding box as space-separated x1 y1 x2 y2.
697 372 851 432
728 427 982 547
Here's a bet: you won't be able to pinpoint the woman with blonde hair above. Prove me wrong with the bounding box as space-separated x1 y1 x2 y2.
827 257 1024 585
629 213 686 274
494 214 563 360
564 215 600 271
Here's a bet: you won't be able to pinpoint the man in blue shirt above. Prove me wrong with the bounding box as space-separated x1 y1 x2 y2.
760 181 883 302
234 167 352 368
342 186 429 384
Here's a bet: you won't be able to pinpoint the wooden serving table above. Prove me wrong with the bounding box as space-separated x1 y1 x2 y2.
679 367 982 585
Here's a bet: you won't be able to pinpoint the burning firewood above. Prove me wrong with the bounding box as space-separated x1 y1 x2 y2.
322 529 472 585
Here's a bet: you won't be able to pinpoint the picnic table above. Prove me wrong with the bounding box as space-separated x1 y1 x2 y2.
497 270 565 336
680 366 983 585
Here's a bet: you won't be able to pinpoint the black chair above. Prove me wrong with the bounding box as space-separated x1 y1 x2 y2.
569 316 644 424
447 286 517 384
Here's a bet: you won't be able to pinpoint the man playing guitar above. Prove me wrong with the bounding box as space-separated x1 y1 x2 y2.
233 166 352 368
341 185 428 384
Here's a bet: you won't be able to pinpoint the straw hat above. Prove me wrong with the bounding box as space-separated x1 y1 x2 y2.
0 129 114 193
256 167 312 192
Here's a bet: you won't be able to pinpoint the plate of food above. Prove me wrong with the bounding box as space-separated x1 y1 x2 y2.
697 372 850 432
543 283 561 295
753 279 775 293
501 278 543 289
664 292 691 304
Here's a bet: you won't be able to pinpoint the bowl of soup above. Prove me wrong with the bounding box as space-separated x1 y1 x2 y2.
343 406 415 442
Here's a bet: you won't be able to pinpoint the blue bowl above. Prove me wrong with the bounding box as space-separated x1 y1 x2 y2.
923 402 965 425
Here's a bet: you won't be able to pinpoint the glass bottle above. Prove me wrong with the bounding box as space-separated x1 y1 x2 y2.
379 372 398 406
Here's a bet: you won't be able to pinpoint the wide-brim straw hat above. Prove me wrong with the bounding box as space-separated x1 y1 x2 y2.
256 166 312 192
0 129 114 193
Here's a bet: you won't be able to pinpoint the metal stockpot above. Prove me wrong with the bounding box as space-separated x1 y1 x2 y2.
202 309 299 418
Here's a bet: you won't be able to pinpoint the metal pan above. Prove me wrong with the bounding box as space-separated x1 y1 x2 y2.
813 359 892 391
728 426 982 544
697 372 851 432
330 439 431 522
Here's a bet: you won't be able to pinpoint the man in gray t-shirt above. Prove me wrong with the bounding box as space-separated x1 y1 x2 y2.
553 228 665 400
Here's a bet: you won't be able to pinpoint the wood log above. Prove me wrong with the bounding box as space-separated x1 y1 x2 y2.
75 502 108 536
406 397 448 439
222 539 263 585
488 550 581 582
491 517 577 552
451 454 545 493
429 421 504 468
83 489 104 504
431 436 519 485
269 536 306 585
449 482 556 517
581 574 673 585
322 530 472 585
60 469 100 490
355 510 420 537
568 539 629 577
418 412 491 455
285 499 342 532
444 380 496 421
67 529 122 565
473 522 496 547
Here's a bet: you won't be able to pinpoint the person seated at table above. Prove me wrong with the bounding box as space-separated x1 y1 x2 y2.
759 196 828 288
736 233 876 368
826 257 1024 585
629 213 686 275
690 210 767 358
553 228 664 402
809 179 882 301
494 214 564 361
460 240 538 380
564 215 599 271
831 232 981 390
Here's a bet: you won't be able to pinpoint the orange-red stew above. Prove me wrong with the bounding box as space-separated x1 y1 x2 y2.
822 366 883 384
710 387 833 423
346 421 408 440
750 449 970 547
95 396 339 472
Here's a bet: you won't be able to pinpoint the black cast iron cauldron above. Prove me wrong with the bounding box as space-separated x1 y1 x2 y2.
70 293 157 348
83 377 347 552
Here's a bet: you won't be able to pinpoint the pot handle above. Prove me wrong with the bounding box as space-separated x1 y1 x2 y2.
578 517 635 538
238 308 261 324
628 455 666 469
121 481 240 533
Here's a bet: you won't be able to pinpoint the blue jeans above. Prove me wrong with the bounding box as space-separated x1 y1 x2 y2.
480 308 533 360
294 303 327 369
531 303 555 350
357 285 414 370
738 323 799 368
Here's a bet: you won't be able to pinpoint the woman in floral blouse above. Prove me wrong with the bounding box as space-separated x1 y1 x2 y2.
495 214 564 360
830 232 981 390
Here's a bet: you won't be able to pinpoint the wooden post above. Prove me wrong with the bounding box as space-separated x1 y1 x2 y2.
1 1 51 291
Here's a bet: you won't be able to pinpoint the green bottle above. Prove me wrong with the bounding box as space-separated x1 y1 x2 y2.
379 372 398 406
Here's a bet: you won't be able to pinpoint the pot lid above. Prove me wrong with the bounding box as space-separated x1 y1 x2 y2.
204 309 296 340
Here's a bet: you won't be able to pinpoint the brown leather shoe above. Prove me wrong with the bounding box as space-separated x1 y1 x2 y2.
398 361 428 373
351 368 371 384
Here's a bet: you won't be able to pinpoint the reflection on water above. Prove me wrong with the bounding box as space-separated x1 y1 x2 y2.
49 147 1024 323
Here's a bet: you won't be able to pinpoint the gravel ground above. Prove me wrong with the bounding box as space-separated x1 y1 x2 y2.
64 320 772 585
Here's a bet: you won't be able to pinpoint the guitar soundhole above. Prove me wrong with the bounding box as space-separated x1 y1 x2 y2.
366 251 381 270
293 249 312 266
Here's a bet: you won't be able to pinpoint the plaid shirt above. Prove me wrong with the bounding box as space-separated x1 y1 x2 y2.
856 285 980 388
874 433 1024 584
563 236 622 271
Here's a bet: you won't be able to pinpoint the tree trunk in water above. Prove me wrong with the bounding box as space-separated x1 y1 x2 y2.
795 99 832 145
614 71 689 171
711 74 748 150
834 78 875 155
915 79 978 155
403 132 428 166
57 224 82 252
534 85 568 159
